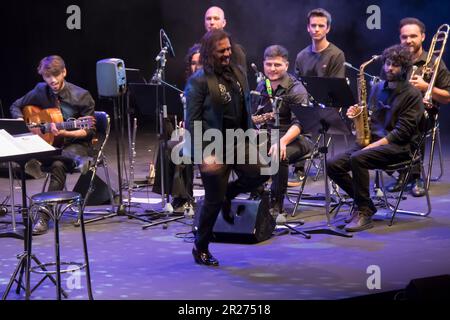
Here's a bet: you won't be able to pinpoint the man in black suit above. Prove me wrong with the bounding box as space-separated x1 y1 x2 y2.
185 30 269 266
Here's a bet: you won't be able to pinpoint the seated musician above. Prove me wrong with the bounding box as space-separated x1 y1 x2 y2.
10 55 95 235
327 44 425 232
251 45 313 222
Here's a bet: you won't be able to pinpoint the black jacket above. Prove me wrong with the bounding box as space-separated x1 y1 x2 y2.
184 65 253 158
369 80 425 149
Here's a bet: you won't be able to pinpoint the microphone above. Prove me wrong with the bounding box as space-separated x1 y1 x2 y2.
160 29 175 58
265 79 273 97
251 63 265 83
250 90 282 101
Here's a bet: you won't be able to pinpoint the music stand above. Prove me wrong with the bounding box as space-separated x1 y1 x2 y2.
290 77 354 237
0 131 64 300
0 119 29 240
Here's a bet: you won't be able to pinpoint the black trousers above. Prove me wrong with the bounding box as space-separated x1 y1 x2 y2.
42 143 91 192
196 148 270 251
271 136 313 208
152 140 194 202
327 143 411 212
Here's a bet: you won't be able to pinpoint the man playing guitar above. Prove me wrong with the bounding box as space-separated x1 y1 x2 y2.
10 55 96 235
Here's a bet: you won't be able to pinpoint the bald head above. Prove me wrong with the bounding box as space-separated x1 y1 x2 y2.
204 6 226 32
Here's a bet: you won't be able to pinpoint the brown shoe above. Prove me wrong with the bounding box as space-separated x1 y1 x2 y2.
345 210 373 232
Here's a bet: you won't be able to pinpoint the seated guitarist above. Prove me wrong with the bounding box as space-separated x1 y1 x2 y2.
10 55 95 235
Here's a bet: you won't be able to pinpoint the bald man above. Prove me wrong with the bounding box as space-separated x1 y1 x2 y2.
202 6 247 72
204 6 226 31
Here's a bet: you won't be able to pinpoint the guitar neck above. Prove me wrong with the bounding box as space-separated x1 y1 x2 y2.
42 120 79 133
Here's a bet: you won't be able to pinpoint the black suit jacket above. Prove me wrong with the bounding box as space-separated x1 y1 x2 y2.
184 65 254 159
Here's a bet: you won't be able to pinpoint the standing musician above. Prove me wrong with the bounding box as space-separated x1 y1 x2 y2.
185 30 269 266
251 45 313 221
327 44 425 232
293 8 346 182
387 17 450 197
10 55 95 235
294 8 346 79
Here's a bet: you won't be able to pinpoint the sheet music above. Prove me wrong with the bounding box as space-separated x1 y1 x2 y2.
0 129 55 157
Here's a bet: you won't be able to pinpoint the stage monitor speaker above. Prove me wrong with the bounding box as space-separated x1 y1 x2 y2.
405 274 450 300
96 58 127 97
194 196 275 244
73 169 118 206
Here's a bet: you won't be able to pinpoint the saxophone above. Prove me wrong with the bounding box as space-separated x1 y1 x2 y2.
348 55 380 147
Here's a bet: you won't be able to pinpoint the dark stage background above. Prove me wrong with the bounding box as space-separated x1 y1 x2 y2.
1 0 449 131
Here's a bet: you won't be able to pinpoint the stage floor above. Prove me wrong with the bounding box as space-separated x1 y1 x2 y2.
1 131 450 300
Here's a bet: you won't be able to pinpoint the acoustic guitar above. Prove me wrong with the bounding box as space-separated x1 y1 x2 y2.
22 105 95 146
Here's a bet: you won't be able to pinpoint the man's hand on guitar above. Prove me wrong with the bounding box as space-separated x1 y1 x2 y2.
29 126 43 136
50 123 88 138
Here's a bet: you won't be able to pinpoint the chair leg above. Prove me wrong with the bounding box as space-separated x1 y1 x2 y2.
386 162 432 226
42 174 50 192
426 123 444 189
291 155 314 216
78 202 94 300
53 205 62 300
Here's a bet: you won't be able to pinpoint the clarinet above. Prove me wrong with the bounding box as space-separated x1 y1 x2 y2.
128 117 138 208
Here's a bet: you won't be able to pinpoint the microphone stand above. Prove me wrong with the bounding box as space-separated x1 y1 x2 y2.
142 47 186 229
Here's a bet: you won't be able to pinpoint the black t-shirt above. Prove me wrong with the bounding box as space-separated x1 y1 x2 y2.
295 42 346 78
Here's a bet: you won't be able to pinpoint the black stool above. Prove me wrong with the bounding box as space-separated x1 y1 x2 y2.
29 191 93 300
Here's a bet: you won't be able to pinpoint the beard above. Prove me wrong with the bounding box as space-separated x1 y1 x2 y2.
381 69 405 82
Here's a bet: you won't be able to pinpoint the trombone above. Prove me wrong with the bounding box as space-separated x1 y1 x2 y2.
411 24 449 107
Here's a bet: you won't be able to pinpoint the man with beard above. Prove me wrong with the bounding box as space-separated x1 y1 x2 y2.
327 44 425 232
185 30 269 266
387 17 450 197
10 55 95 235
251 45 313 223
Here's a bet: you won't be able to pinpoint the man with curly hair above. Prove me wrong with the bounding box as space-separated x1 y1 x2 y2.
326 44 425 232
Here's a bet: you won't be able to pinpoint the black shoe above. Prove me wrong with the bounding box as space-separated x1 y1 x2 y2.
171 198 189 213
411 178 426 197
345 209 374 232
192 247 219 266
288 168 305 187
32 218 49 236
221 198 234 224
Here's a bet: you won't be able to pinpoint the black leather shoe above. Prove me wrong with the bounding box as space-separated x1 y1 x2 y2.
411 178 426 197
192 247 219 266
32 218 49 236
221 198 234 224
